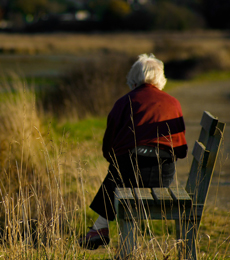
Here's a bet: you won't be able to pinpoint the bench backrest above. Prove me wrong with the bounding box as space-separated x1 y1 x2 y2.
185 111 225 205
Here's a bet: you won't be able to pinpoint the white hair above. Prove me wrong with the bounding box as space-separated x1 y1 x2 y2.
127 53 167 90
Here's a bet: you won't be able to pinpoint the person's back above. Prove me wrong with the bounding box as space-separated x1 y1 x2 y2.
79 53 188 250
103 83 187 162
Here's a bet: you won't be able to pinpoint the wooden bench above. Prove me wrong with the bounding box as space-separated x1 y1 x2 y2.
114 111 225 260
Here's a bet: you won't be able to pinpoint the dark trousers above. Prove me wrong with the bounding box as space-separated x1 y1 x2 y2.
90 154 175 221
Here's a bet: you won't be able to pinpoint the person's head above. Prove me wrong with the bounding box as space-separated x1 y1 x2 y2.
127 53 167 90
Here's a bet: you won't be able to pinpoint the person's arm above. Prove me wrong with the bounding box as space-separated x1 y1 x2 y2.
102 96 128 162
102 112 116 162
173 101 188 159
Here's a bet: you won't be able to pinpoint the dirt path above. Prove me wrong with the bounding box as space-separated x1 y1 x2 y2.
168 80 230 210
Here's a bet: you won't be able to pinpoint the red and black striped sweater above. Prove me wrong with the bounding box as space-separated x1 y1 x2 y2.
102 84 188 162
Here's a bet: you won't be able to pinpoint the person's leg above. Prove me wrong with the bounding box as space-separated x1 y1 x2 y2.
80 155 134 249
81 154 175 249
137 156 175 188
92 215 108 230
90 155 175 221
161 161 176 187
80 171 113 250
89 164 122 221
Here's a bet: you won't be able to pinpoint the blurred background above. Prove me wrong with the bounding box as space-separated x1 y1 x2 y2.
0 0 229 32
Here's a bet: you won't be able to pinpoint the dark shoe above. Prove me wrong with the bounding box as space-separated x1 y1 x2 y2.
79 227 110 250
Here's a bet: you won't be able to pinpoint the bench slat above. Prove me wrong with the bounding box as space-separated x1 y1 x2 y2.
169 187 192 206
134 188 155 206
200 111 218 136
115 187 134 200
152 188 173 205
115 188 135 219
192 141 210 167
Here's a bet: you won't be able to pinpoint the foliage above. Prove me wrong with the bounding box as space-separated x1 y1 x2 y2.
11 0 48 16
153 2 205 30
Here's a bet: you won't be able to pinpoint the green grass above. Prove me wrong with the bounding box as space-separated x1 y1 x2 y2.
165 70 230 90
48 117 107 144
192 70 230 82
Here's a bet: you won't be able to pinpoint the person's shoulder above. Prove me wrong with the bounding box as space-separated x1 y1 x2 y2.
109 91 132 115
161 90 180 104
114 91 133 106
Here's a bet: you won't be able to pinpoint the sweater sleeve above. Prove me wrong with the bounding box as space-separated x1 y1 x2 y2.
102 96 129 162
102 112 115 162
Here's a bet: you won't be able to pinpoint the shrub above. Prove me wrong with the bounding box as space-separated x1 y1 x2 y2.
42 53 134 120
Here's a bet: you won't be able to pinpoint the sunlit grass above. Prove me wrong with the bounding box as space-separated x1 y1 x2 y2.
50 117 107 143
192 71 230 82
165 70 230 90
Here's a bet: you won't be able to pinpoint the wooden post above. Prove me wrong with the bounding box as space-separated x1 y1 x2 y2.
118 218 137 259
115 188 137 259
176 216 201 260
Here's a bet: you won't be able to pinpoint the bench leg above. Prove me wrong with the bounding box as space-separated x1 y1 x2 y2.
176 218 200 260
118 219 137 259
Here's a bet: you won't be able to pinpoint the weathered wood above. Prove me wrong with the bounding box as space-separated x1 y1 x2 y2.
115 187 134 200
169 187 192 206
120 203 203 221
186 117 225 196
151 187 173 206
192 141 210 167
200 111 218 137
118 219 136 259
193 121 226 205
175 218 200 260
198 111 218 160
134 188 154 205
115 188 137 259
115 188 135 219
133 188 155 220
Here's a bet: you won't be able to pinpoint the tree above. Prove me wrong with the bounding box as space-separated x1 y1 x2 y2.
12 0 48 16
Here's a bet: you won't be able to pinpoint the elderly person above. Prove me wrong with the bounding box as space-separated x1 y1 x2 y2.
79 54 187 249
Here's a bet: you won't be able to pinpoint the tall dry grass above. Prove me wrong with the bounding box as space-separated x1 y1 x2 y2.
0 77 109 259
